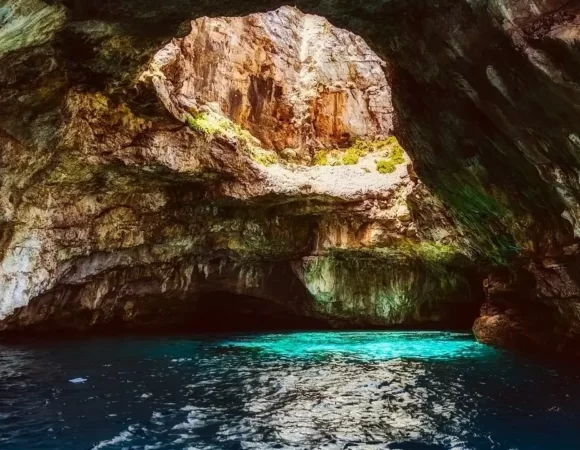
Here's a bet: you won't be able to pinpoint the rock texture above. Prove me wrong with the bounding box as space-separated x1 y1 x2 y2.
0 86 472 331
149 7 393 153
0 6 475 334
2 0 580 355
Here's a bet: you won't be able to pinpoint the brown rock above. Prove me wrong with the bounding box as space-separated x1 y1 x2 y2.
148 6 393 152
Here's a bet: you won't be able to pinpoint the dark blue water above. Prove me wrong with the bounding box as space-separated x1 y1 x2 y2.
1 331 580 450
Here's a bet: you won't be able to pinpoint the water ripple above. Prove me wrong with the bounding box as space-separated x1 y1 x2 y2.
1 331 579 450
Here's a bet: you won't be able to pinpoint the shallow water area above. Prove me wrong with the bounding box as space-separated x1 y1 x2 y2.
1 331 580 449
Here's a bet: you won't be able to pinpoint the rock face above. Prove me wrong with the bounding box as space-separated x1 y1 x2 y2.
474 258 580 354
149 7 393 153
2 0 580 355
0 6 476 333
0 86 474 331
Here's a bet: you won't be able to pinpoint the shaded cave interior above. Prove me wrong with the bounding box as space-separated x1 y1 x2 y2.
183 292 331 332
170 290 481 333
0 4 493 337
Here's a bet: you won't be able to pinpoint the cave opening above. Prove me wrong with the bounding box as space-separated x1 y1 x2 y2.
146 5 399 168
0 4 484 337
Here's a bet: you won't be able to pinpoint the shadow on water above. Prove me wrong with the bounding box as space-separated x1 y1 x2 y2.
0 290 481 344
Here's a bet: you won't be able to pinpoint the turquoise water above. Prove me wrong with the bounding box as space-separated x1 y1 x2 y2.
1 331 580 449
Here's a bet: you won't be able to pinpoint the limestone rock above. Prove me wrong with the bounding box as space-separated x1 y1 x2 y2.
148 6 393 152
3 0 580 354
0 79 467 331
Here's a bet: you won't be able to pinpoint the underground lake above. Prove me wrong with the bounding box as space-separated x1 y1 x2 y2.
4 0 580 448
2 331 580 450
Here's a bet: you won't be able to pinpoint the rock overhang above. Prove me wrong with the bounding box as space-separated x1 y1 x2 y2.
2 0 580 354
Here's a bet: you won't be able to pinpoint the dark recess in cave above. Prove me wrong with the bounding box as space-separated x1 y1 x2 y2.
187 291 331 331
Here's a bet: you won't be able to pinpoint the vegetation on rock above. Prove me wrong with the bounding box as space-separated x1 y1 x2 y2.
186 112 229 137
376 139 406 174
186 111 279 166
341 148 360 165
314 150 329 166
313 136 406 169
247 148 278 166
376 159 396 174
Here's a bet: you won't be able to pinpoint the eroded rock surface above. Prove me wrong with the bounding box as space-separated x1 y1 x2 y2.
0 86 471 331
2 0 580 354
0 7 475 333
148 7 393 153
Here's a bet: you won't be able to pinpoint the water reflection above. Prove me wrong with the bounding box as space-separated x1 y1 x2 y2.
0 332 579 450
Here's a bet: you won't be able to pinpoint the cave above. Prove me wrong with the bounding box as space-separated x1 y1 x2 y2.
0 5 485 339
4 1 580 448
188 291 330 331
1 0 580 356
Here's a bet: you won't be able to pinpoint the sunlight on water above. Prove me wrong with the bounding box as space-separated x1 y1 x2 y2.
1 331 580 450
222 331 496 360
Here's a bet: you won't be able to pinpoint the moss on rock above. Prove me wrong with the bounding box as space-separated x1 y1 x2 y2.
313 136 406 168
186 111 279 166
300 253 473 326
376 138 406 174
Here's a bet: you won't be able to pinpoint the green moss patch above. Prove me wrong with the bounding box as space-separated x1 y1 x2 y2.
313 136 406 171
376 138 406 174
186 111 279 166
247 147 278 166
342 148 360 165
376 159 396 174
186 112 228 136
314 150 329 166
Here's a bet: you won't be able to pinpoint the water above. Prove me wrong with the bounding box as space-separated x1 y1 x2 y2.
1 331 580 450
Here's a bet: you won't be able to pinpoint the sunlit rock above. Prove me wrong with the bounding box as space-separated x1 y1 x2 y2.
147 6 393 153
2 0 580 354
